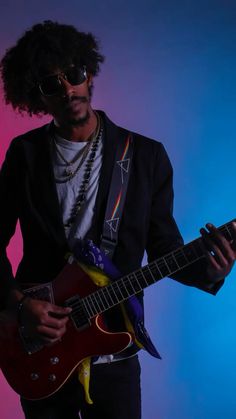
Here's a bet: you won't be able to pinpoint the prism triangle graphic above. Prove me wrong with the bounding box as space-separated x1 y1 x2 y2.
117 159 130 173
106 217 119 233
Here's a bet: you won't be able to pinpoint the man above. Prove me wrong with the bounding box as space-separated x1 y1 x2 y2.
0 21 235 419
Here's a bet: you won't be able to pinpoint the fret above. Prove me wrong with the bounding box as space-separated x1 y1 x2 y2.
146 266 156 283
156 260 170 277
163 257 171 274
118 277 134 296
81 299 93 318
114 283 126 300
103 287 116 307
152 260 164 278
188 242 198 258
119 282 130 299
183 244 198 263
109 284 121 304
100 288 110 310
193 239 204 258
92 292 105 312
127 276 137 294
139 266 154 287
164 253 179 272
173 249 188 268
127 273 142 293
172 253 180 269
223 224 232 241
140 269 149 287
105 288 117 306
122 278 130 297
87 294 100 315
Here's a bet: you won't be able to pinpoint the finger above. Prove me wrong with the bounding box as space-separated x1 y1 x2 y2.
41 314 69 329
206 223 233 250
205 250 221 270
230 221 236 249
200 228 229 267
48 304 72 317
202 225 235 262
37 324 67 340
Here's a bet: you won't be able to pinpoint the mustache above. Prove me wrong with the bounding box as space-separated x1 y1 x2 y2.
63 95 88 106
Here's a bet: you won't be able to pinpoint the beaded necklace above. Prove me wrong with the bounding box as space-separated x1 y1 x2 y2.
51 114 103 229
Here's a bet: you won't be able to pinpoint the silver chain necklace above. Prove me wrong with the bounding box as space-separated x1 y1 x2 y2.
52 113 101 183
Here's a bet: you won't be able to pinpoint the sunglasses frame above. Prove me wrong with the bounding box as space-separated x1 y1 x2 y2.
38 66 87 97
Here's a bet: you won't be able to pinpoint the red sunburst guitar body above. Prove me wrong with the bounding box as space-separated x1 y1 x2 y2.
0 261 132 400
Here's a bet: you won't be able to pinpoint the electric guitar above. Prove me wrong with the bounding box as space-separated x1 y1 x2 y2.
0 220 234 400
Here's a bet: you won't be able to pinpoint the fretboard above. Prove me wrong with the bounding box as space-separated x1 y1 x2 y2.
81 220 235 319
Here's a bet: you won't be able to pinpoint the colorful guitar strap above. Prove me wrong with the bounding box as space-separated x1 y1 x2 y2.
98 127 160 358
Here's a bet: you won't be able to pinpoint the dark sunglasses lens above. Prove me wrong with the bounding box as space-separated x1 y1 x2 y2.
66 67 86 85
39 67 87 95
40 75 60 96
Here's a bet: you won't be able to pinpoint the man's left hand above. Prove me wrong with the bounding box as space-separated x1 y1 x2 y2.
200 222 236 283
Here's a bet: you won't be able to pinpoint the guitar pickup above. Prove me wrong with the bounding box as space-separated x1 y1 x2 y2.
65 295 91 331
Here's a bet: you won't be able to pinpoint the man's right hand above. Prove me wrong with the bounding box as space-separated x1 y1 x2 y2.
19 298 72 345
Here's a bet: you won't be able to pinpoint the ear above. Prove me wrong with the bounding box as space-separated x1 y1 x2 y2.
87 73 93 86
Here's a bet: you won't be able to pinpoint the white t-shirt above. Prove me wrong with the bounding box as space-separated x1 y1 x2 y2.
51 132 103 249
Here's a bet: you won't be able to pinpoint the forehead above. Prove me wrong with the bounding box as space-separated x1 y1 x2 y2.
36 53 81 79
40 63 76 79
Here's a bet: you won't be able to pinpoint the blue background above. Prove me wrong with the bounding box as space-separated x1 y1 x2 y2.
0 1 236 418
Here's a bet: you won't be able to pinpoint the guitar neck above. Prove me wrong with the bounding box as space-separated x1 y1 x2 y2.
80 220 235 319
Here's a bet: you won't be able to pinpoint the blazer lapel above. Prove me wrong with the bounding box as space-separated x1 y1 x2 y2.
28 123 67 247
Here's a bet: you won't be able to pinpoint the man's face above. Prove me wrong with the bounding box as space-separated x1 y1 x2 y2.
39 66 93 127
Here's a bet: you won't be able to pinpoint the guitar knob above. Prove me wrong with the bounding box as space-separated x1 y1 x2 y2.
30 373 39 381
49 374 57 382
50 357 59 365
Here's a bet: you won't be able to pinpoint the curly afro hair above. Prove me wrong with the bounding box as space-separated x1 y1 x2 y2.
0 21 105 116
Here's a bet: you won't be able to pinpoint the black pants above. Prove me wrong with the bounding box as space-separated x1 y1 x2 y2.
20 356 141 419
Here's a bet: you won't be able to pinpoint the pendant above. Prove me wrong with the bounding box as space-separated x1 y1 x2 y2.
65 167 73 178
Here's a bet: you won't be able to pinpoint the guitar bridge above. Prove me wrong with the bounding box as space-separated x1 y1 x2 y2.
19 327 44 355
19 283 54 354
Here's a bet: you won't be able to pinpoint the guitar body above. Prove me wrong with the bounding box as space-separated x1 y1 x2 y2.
0 261 132 400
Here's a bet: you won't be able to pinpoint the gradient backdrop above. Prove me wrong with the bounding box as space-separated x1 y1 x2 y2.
1 1 236 418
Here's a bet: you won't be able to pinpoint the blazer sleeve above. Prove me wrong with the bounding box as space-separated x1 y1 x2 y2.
0 140 21 306
146 143 224 295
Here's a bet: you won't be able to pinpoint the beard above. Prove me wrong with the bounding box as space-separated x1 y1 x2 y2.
66 110 90 126
62 95 91 126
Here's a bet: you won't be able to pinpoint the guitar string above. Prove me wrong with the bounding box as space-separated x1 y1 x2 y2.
70 223 234 321
70 222 233 319
86 223 231 318
71 247 206 321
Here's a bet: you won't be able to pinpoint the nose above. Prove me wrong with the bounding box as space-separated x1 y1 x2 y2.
59 76 75 96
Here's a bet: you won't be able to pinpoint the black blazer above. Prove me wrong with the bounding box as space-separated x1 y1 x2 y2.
0 111 223 303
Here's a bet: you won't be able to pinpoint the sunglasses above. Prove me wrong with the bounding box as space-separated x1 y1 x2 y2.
38 66 87 96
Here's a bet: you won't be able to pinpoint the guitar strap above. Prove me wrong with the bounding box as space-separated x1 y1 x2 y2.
100 128 133 259
73 131 161 403
98 128 160 359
